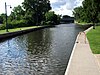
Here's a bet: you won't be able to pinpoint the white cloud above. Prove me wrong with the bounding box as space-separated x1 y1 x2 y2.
52 4 73 16
0 0 84 16
50 0 58 3
0 0 23 15
50 0 84 16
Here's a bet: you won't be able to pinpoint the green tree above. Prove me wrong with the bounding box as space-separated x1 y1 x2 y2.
7 5 26 28
22 0 51 25
73 0 100 24
45 11 60 25
0 16 3 24
0 13 6 24
9 5 25 21
83 0 100 28
73 6 87 23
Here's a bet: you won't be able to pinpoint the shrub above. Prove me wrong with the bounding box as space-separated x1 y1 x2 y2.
8 20 29 29
44 21 52 25
0 20 31 30
0 24 6 30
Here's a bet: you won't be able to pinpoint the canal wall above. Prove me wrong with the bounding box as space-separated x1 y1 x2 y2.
64 26 100 75
0 25 54 40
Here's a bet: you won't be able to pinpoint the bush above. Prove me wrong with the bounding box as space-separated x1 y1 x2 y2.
0 20 32 30
0 24 6 30
11 20 26 28
7 20 29 29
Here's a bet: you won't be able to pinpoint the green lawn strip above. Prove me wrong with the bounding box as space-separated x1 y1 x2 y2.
0 26 42 34
77 23 93 25
87 26 100 54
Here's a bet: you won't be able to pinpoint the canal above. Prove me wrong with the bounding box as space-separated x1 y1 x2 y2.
0 24 85 75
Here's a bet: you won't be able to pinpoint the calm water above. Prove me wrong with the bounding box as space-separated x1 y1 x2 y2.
0 24 85 75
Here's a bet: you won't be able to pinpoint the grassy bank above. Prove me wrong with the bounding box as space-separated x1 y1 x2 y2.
0 26 42 34
75 22 93 25
87 26 100 54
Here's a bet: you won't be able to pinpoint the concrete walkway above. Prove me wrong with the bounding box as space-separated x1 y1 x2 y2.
65 30 100 75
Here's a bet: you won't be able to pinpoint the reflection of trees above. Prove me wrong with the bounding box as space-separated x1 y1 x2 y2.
14 28 53 55
13 29 56 74
26 29 52 55
25 29 55 75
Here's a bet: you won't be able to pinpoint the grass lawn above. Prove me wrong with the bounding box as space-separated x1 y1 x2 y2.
76 22 93 25
87 26 100 54
0 26 42 34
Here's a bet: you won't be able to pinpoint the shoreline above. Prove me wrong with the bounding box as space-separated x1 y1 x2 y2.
64 26 100 75
0 25 54 41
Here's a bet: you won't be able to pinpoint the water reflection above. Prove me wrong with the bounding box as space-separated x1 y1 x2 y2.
0 24 84 75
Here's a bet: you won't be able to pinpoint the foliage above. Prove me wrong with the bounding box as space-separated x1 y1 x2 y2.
73 6 86 23
0 20 28 30
0 13 6 24
0 0 61 30
0 16 3 24
22 0 51 25
9 5 25 21
73 0 100 23
8 20 30 29
0 24 6 30
45 11 61 25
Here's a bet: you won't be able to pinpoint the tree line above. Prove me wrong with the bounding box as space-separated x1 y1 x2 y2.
0 0 61 30
73 0 100 23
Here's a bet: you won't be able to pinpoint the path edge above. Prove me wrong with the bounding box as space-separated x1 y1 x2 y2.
64 26 93 75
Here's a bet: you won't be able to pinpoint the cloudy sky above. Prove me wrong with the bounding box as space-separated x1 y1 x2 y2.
0 0 83 16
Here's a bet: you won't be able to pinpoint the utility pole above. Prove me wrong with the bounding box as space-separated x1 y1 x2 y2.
5 2 8 32
5 2 12 32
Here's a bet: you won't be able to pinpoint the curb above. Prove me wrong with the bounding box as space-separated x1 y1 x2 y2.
84 26 93 33
64 26 93 75
64 32 80 75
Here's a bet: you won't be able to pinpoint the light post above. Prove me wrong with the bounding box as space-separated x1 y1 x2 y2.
5 2 12 32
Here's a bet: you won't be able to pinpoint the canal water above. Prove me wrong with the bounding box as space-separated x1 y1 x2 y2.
0 24 85 75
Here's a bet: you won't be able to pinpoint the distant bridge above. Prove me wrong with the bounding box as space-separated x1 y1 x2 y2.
60 15 74 23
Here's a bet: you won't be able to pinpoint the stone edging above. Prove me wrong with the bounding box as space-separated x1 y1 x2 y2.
84 26 93 33
0 25 53 40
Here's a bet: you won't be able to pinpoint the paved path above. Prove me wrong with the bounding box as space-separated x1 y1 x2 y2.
95 54 100 69
65 31 100 75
